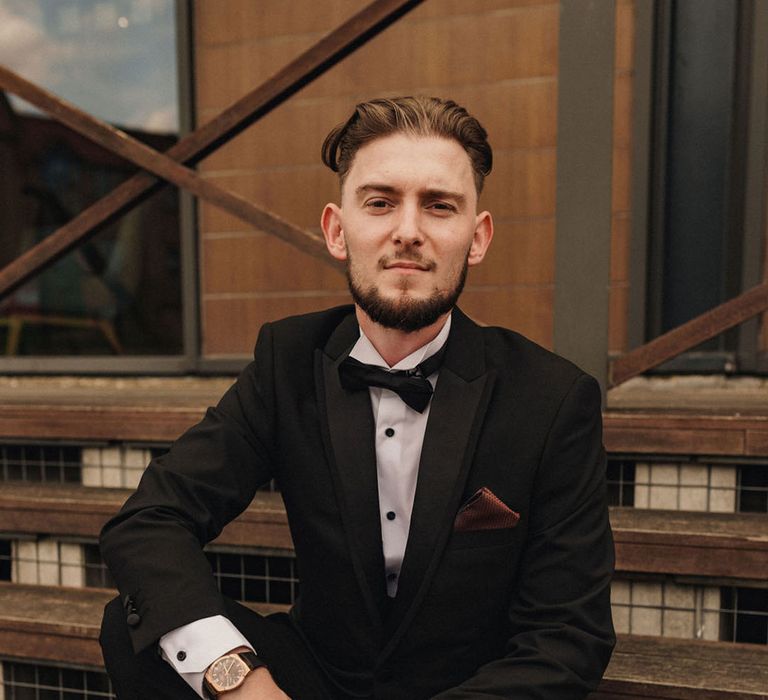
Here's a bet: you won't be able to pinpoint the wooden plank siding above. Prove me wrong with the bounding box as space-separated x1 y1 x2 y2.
194 0 565 356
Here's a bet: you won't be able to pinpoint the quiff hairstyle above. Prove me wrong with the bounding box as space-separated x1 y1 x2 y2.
321 96 493 193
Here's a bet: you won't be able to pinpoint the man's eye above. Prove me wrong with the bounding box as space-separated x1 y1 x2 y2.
366 200 391 209
429 202 455 212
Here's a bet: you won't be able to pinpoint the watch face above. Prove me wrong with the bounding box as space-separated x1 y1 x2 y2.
209 655 248 691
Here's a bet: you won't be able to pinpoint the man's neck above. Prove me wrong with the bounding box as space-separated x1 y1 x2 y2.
354 307 451 367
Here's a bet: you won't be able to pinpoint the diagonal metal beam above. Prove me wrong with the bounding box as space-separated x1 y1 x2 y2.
0 0 424 299
0 65 339 269
609 281 768 387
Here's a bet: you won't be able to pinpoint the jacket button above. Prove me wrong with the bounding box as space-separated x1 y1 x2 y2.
123 595 141 626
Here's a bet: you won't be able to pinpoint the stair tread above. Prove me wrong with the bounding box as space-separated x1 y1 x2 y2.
0 482 284 511
4 483 766 543
4 376 768 454
608 375 768 415
602 635 768 696
611 508 768 541
2 484 767 577
0 483 291 549
1 583 765 696
0 582 288 667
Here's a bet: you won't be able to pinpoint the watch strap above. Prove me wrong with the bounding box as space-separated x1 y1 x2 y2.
238 651 262 671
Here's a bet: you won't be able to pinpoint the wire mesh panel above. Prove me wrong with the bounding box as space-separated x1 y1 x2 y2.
39 538 299 604
607 455 768 513
205 550 299 604
612 577 721 641
720 587 768 644
736 465 768 513
0 540 11 581
0 443 81 483
83 544 114 589
607 458 636 506
1 661 114 699
9 538 85 587
612 576 768 645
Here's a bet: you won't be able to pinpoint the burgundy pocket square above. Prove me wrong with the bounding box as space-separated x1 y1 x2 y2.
454 487 520 532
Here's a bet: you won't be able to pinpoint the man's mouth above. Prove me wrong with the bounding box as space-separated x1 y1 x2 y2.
381 257 434 272
385 261 429 271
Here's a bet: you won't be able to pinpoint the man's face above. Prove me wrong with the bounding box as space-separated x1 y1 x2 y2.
321 133 493 331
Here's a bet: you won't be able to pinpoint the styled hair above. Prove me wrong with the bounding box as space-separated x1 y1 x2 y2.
321 96 493 193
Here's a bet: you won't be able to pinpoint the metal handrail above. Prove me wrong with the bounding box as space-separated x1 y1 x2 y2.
0 0 424 300
609 281 768 387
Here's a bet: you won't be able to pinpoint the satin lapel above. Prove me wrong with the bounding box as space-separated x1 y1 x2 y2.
315 316 387 630
382 309 496 649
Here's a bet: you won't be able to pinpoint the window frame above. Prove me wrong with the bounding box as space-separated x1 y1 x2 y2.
628 0 768 375
0 0 202 375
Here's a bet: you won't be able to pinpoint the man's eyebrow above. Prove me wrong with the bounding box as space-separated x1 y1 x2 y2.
354 184 466 204
354 183 400 196
422 188 466 205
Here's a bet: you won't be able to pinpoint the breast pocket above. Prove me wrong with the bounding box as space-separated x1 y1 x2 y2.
428 534 520 599
447 525 519 550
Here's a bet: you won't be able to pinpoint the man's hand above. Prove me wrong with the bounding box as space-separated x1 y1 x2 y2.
224 666 290 699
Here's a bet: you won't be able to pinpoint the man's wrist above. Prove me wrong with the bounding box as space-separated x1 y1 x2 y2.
203 648 264 699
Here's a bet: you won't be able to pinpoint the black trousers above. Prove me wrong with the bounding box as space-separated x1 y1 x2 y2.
100 596 339 700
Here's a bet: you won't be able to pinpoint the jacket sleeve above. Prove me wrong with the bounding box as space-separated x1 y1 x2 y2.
432 374 616 699
99 323 278 652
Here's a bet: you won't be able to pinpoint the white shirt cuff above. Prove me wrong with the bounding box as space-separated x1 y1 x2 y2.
159 615 253 698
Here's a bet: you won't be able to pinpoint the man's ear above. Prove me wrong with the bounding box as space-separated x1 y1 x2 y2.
321 203 347 261
467 210 494 266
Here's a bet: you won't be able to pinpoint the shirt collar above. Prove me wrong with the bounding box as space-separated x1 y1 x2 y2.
348 313 452 371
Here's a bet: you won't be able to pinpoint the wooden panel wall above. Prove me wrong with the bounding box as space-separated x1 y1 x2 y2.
609 0 634 355
194 0 631 359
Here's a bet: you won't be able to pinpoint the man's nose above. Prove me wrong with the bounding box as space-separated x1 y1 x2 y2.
391 205 424 246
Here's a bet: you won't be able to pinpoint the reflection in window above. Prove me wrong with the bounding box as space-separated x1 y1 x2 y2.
0 0 183 356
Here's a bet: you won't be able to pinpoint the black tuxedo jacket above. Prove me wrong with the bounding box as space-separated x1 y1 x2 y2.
100 306 615 699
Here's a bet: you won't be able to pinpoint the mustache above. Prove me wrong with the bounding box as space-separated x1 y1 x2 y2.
378 252 436 271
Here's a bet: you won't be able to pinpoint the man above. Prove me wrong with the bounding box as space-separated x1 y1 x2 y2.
100 96 615 699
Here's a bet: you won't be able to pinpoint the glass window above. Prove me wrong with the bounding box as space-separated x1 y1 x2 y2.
0 0 184 357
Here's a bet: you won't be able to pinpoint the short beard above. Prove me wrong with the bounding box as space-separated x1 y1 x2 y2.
346 256 468 333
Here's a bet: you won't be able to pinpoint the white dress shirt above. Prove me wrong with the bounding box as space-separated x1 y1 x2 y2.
347 314 450 596
159 314 451 695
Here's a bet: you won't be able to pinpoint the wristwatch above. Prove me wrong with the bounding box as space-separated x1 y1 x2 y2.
203 651 264 698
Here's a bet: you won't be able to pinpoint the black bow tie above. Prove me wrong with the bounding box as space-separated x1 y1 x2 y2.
338 347 446 413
